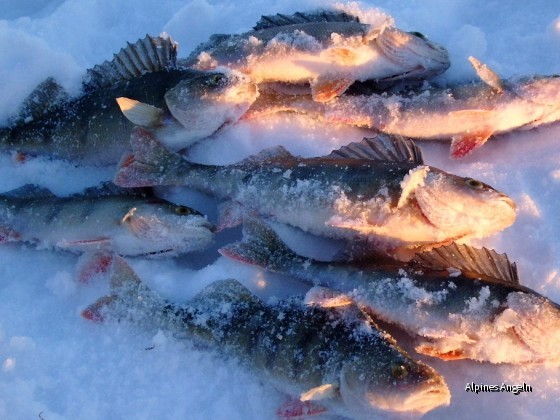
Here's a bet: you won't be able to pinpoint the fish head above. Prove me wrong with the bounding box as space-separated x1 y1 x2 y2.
116 200 214 257
493 292 560 364
339 354 450 416
164 69 258 142
373 26 450 79
410 167 517 239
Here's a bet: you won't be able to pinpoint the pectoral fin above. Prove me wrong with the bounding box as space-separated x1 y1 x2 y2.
304 287 354 308
300 383 337 401
322 47 359 65
415 344 466 360
116 97 165 127
311 77 354 102
277 398 327 418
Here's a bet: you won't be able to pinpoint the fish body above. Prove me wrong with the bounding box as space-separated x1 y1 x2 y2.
0 183 214 257
83 258 450 418
220 219 560 365
115 128 516 255
0 35 257 165
254 58 560 157
181 11 450 102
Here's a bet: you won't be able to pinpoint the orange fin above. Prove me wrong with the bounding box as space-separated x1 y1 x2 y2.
81 295 118 322
322 47 359 65
311 77 354 102
0 227 20 243
416 344 467 360
450 129 494 158
76 252 114 284
304 287 354 308
277 398 328 418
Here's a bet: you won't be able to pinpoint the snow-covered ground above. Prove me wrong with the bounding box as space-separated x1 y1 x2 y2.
0 1 559 419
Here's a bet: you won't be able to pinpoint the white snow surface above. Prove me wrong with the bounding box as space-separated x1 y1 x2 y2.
1 1 560 419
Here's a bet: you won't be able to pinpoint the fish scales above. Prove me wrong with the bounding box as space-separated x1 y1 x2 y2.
85 262 450 418
221 220 560 364
1 69 192 164
116 130 516 254
0 184 214 257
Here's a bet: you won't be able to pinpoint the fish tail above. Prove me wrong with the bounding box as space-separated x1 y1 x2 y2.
219 217 300 270
113 127 185 187
81 255 153 322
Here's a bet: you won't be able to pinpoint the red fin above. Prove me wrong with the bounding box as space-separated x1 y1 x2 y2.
322 47 359 65
217 201 244 231
450 129 494 158
311 78 354 102
416 344 466 360
81 295 118 323
0 227 20 243
277 398 328 418
76 252 114 284
13 152 27 164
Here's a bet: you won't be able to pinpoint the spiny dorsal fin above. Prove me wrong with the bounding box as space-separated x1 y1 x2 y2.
84 34 178 91
73 182 153 198
468 56 505 94
0 184 56 199
240 145 296 165
413 243 519 285
326 134 424 164
253 10 359 30
16 77 69 123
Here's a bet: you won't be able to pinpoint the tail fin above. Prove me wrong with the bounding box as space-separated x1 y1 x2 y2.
81 255 151 322
218 218 302 271
113 127 186 187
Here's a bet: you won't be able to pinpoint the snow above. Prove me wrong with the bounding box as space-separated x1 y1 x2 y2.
1 0 559 419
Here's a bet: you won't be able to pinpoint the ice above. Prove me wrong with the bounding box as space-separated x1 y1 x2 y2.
0 0 559 419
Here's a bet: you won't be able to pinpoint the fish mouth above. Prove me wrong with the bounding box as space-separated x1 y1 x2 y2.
498 194 517 212
398 381 451 415
367 379 451 415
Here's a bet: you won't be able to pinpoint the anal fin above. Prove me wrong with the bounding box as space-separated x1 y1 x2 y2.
450 129 494 158
311 77 354 102
277 398 328 418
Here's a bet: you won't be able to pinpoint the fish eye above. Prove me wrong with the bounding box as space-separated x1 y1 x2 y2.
408 31 427 40
175 206 192 215
208 73 225 86
391 364 409 379
464 178 485 190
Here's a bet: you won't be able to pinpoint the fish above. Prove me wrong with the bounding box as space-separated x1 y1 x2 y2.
246 56 560 158
180 10 450 102
82 256 451 418
220 218 560 365
0 182 214 259
114 128 516 258
0 35 258 165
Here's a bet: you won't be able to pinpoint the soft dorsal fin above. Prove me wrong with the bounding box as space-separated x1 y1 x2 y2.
240 145 296 165
16 77 69 123
325 134 424 164
84 34 178 91
468 56 505 93
253 10 359 30
0 184 56 199
413 243 519 285
72 182 153 198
